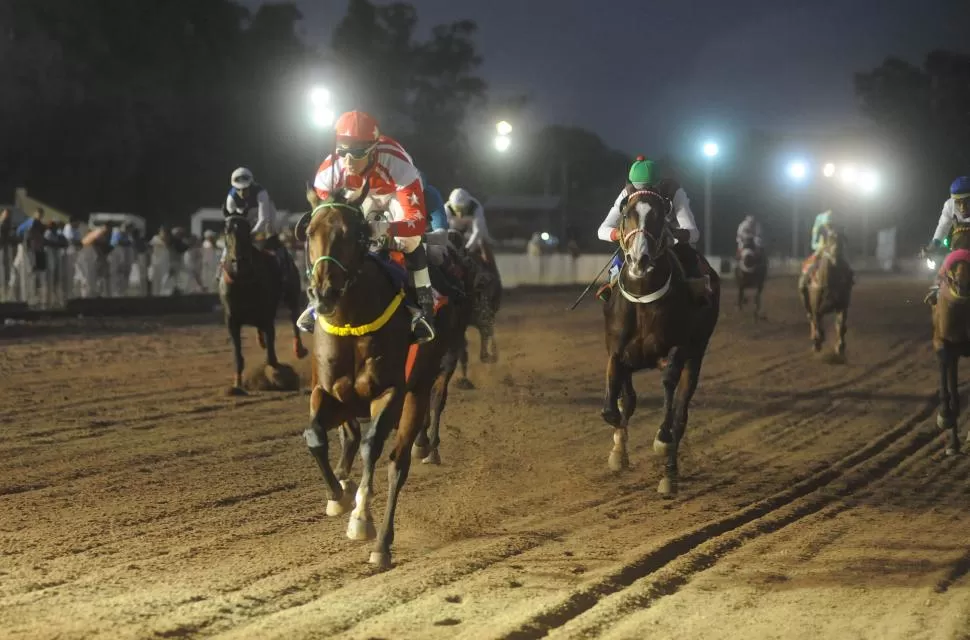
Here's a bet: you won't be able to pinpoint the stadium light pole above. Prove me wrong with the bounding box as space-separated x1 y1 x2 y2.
787 161 808 258
702 141 719 257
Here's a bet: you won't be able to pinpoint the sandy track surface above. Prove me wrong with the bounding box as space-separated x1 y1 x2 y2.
3 277 968 640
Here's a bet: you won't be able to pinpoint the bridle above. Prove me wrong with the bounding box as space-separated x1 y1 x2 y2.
305 201 372 302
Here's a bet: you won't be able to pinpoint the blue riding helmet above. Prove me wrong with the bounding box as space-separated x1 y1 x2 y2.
951 176 970 198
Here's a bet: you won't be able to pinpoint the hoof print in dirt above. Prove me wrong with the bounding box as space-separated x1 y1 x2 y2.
243 363 300 391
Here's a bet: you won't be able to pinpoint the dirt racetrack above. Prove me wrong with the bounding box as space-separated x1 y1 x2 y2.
4 276 970 640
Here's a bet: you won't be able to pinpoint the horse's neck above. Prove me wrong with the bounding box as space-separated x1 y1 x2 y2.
620 254 675 295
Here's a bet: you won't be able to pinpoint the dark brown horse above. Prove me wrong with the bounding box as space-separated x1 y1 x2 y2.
601 189 720 496
451 231 502 389
219 215 307 393
931 227 970 455
301 187 463 568
798 225 853 356
735 236 767 320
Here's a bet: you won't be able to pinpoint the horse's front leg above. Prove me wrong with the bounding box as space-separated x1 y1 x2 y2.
289 289 309 359
811 312 824 352
455 336 474 390
372 390 426 569
947 349 962 455
228 317 246 393
415 349 458 465
654 348 686 495
263 321 279 367
754 281 764 321
305 387 355 516
608 374 636 472
835 306 848 357
347 389 400 549
737 282 745 310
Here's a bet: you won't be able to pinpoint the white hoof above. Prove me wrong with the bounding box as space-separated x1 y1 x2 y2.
946 446 960 457
608 451 629 471
422 449 441 465
412 443 431 460
658 477 677 496
326 494 353 517
369 550 392 569
938 413 949 430
653 438 669 455
347 514 376 541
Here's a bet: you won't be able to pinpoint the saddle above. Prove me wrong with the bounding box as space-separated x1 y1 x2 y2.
368 251 460 313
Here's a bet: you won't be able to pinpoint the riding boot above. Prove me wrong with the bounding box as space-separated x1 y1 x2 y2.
406 244 436 344
674 244 711 306
597 257 623 302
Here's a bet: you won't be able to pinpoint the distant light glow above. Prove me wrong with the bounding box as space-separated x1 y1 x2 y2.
840 164 859 186
494 135 511 152
311 108 334 129
540 232 550 242
309 87 330 106
927 258 937 271
787 161 808 182
702 141 719 158
823 163 836 178
496 120 513 136
859 170 880 195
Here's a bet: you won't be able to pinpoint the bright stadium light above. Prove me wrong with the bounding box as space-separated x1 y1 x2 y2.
859 169 880 195
309 86 334 129
702 141 719 158
496 120 513 136
823 162 836 178
787 161 808 182
840 164 859 186
494 135 511 152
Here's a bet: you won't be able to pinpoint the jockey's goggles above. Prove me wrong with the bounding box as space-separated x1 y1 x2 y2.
953 193 970 201
336 142 378 160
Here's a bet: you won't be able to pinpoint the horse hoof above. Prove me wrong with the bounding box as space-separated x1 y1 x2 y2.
295 344 309 360
653 437 670 455
608 451 629 472
946 446 961 457
226 386 248 397
412 443 431 460
347 515 376 541
658 477 677 497
422 449 441 465
601 408 622 427
326 497 352 517
455 378 475 390
937 413 950 431
369 551 392 570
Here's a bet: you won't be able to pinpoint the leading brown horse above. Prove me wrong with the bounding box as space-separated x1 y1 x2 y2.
931 226 970 455
798 225 853 356
601 189 720 496
735 236 767 321
301 186 463 569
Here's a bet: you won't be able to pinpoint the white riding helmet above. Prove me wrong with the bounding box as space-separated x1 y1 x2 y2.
447 188 473 214
231 167 254 190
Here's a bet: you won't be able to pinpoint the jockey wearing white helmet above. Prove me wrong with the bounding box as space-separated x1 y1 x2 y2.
445 187 492 256
223 167 292 282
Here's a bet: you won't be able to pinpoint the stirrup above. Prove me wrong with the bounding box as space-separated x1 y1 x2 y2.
410 311 435 344
925 287 939 306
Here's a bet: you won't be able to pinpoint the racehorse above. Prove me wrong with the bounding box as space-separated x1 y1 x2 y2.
931 226 970 455
735 236 767 320
450 231 502 389
219 214 308 393
799 225 853 356
300 185 464 568
601 189 720 496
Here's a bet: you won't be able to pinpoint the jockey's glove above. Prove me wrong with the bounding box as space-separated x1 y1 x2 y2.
369 220 390 239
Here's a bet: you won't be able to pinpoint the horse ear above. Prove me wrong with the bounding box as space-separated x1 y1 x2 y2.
306 183 322 208
351 181 371 208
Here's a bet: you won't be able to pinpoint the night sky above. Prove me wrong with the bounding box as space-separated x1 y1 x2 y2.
251 0 967 157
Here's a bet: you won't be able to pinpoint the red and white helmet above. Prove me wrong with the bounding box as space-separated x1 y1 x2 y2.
334 111 380 147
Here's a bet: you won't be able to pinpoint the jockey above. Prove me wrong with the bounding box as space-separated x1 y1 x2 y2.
736 215 763 253
924 176 970 304
299 110 435 343
420 173 449 234
595 155 710 303
223 168 292 281
797 209 834 292
445 187 492 260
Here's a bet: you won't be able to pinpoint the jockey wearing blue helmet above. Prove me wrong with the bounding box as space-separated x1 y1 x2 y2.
924 176 970 304
418 171 449 233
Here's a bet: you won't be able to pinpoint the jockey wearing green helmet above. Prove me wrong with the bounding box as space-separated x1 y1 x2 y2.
595 155 711 303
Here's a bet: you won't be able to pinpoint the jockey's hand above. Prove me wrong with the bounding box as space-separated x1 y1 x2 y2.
672 229 691 244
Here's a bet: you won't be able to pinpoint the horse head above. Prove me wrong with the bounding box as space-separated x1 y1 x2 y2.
820 224 846 265
618 189 672 279
224 214 254 277
739 236 763 272
305 182 372 316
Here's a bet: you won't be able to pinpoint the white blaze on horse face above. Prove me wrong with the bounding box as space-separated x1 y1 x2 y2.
626 202 652 275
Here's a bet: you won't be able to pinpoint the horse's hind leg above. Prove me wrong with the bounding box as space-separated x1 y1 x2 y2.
371 390 425 569
937 346 960 455
455 336 474 390
661 350 705 496
654 348 686 496
811 313 824 352
415 349 458 465
305 388 355 516
263 321 279 367
228 318 245 392
835 307 848 357
737 283 745 310
946 349 962 455
755 281 764 321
